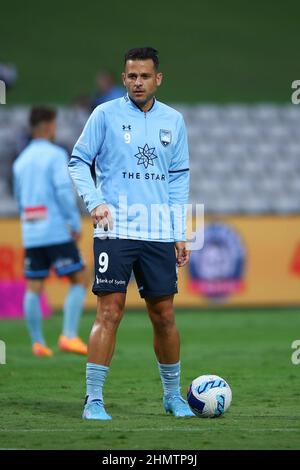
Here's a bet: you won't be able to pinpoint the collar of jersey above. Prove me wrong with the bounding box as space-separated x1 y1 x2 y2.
125 94 157 113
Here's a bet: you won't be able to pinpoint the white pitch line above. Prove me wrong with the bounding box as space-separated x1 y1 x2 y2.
0 428 299 433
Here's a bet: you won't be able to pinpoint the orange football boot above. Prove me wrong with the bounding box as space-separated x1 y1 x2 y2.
58 335 87 355
32 342 53 357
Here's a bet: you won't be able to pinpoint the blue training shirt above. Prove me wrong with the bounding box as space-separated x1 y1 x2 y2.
13 139 81 248
69 95 189 242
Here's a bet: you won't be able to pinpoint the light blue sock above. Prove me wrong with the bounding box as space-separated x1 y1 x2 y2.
158 361 181 398
86 363 109 404
63 284 86 338
24 291 45 345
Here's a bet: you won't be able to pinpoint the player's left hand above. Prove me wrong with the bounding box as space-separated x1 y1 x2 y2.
175 241 190 267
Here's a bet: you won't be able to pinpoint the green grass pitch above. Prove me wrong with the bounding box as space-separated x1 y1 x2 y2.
0 309 300 450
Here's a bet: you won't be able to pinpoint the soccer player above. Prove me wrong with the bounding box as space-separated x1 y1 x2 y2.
69 47 194 419
13 107 88 357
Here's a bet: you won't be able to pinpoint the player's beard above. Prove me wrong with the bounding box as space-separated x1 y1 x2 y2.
130 90 154 108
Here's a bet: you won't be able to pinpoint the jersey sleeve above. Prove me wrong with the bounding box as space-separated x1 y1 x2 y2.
69 106 106 212
168 115 190 241
52 149 81 233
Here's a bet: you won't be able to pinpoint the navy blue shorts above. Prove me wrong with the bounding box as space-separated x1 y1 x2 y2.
92 238 178 298
24 241 85 279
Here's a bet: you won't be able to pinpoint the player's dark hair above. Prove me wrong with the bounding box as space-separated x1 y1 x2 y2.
29 106 57 128
124 47 159 70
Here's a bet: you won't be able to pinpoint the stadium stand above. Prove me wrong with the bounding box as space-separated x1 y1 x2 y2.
0 104 299 216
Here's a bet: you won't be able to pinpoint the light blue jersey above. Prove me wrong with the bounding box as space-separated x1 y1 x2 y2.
69 95 189 241
13 139 81 248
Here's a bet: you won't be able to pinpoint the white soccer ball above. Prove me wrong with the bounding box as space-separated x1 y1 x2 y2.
187 374 232 418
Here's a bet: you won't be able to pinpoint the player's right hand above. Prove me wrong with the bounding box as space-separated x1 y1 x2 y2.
91 204 114 232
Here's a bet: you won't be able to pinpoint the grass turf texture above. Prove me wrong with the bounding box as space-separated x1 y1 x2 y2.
0 309 300 450
0 0 300 104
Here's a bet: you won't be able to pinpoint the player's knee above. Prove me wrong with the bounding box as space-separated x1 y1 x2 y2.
160 315 176 332
96 302 124 330
68 267 89 288
27 279 43 295
152 308 175 331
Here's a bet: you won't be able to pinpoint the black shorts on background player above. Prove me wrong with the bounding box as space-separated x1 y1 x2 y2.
93 238 178 298
24 241 84 279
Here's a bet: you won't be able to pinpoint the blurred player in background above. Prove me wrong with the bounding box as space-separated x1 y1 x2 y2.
69 47 194 420
90 70 124 111
0 61 18 90
13 107 88 357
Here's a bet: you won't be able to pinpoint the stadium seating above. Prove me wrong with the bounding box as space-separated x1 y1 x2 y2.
0 104 299 215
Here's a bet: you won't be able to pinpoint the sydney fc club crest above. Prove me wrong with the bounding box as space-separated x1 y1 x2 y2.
160 129 172 147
